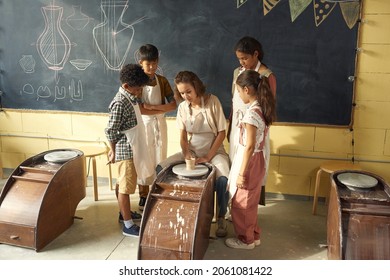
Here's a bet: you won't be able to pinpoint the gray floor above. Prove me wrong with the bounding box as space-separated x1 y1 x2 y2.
0 170 328 260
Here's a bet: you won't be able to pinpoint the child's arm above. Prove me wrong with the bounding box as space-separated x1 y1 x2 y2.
236 123 256 187
141 100 176 114
107 141 116 164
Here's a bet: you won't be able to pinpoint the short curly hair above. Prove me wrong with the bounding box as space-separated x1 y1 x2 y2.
120 64 149 87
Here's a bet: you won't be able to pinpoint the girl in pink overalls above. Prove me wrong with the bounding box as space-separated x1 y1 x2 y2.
225 70 276 250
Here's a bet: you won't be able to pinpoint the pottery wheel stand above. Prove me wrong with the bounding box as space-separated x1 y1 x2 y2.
138 161 216 260
0 149 86 251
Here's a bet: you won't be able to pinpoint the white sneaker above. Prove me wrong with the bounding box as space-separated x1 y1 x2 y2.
225 238 255 250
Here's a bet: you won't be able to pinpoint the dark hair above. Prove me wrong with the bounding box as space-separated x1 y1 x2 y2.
120 64 149 87
174 71 206 101
234 36 264 61
236 70 276 126
138 44 159 61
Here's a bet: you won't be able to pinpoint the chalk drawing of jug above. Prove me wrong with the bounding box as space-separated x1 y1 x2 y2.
93 0 146 71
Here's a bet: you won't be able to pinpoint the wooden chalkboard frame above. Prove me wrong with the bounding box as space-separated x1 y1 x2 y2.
0 0 360 127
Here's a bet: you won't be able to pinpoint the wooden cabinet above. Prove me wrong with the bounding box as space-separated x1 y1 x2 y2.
327 171 390 259
138 162 216 260
0 149 86 251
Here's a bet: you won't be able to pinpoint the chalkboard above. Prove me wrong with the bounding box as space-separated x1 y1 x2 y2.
0 0 359 126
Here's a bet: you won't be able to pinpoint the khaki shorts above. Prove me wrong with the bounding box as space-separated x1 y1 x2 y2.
116 159 137 195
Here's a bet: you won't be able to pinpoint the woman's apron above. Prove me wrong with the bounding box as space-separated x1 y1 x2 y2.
228 106 268 201
121 92 155 185
141 76 167 182
186 97 229 178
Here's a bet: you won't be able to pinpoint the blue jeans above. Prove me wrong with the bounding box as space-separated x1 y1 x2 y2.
215 176 228 218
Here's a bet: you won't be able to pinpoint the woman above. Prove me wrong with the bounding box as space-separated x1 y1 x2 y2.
157 71 230 237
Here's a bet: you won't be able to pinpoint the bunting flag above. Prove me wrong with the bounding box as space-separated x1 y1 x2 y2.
238 0 360 29
237 0 248 9
340 1 361 29
263 0 281 16
289 0 312 22
313 0 337 27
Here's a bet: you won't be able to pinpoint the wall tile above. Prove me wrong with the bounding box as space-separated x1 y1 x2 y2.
360 15 390 44
21 112 72 136
354 101 390 129
356 73 390 102
354 128 386 156
0 111 23 132
363 0 390 14
314 127 353 154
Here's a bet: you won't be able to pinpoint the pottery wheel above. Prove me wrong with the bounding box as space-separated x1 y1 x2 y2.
44 150 79 163
172 163 209 177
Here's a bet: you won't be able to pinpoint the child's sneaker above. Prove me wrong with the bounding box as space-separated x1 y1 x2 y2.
122 224 140 237
139 197 146 211
225 238 255 250
131 211 142 221
118 211 142 223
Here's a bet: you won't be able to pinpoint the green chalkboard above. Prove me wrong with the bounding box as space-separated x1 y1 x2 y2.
0 0 360 126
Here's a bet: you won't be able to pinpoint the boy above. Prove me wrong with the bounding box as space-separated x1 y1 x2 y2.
105 64 149 236
137 44 176 211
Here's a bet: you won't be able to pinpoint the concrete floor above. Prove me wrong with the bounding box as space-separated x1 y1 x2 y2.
0 171 328 260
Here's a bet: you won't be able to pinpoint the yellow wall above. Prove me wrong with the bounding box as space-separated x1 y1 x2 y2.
1 0 389 199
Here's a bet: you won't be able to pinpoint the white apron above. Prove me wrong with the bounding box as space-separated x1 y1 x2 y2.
186 97 230 178
121 92 155 184
228 103 268 200
141 76 167 166
229 61 261 162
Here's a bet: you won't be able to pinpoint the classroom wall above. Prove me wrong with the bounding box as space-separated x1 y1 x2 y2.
1 0 389 199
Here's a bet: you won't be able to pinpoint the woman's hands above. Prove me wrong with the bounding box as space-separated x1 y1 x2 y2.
195 156 209 165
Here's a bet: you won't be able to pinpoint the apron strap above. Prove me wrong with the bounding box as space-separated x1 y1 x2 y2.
238 107 268 150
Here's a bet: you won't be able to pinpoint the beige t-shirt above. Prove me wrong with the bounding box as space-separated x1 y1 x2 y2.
176 94 226 135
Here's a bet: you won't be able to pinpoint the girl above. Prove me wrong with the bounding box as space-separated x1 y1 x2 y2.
228 36 277 205
225 69 276 249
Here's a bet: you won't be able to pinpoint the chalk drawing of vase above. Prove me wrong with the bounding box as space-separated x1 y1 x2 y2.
93 1 146 71
19 55 36 73
66 5 90 31
36 6 71 71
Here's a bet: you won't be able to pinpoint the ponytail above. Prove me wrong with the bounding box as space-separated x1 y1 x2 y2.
236 70 276 126
257 76 276 126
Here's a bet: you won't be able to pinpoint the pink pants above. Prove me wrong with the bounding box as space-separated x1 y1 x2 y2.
231 152 264 244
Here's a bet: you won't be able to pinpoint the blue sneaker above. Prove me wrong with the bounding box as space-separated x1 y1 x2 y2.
122 224 140 237
131 211 142 221
118 211 142 223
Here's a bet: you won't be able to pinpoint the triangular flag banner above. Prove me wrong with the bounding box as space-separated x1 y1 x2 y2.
340 1 360 29
313 0 337 27
289 0 312 22
237 0 248 9
264 0 281 16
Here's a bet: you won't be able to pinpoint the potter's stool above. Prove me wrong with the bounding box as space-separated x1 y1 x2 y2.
312 160 361 215
78 145 113 201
